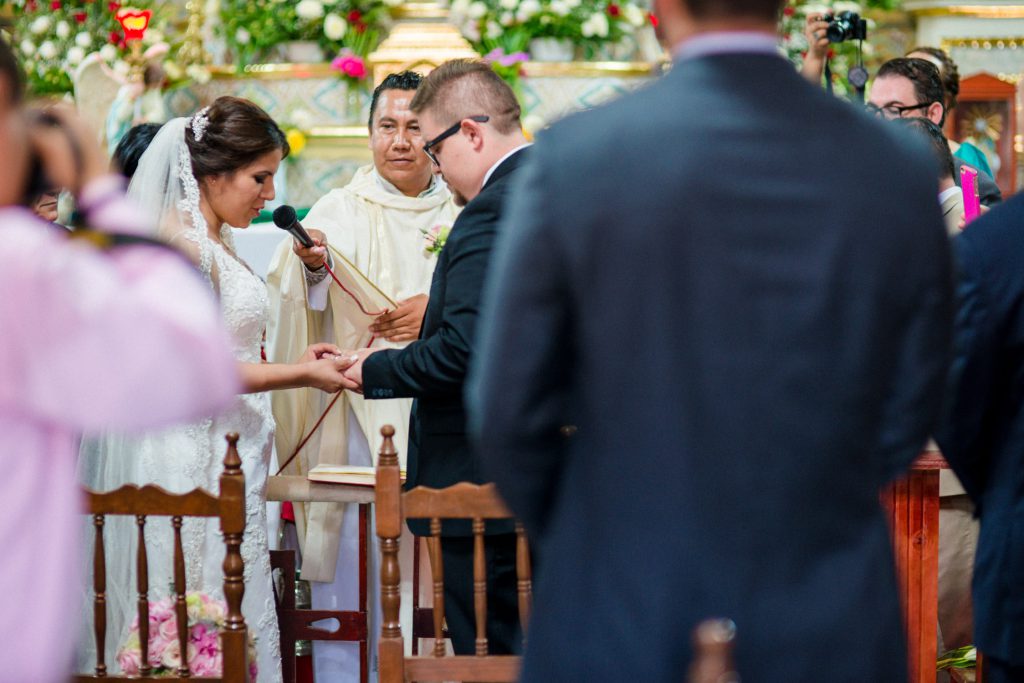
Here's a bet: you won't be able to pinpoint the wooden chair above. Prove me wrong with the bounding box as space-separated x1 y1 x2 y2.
688 619 739 683
375 425 532 682
75 433 250 682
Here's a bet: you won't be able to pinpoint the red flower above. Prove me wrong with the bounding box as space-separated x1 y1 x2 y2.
607 3 620 16
26 0 37 10
783 5 795 15
827 48 835 59
108 1 120 12
109 30 121 44
347 9 361 22
74 11 87 22
354 22 366 33
647 11 658 26
50 0 61 9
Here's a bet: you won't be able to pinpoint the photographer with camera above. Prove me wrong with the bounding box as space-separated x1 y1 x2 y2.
800 13 831 84
800 10 868 91
0 39 239 682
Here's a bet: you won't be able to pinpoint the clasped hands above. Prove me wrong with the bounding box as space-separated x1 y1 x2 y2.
297 343 378 394
294 229 429 342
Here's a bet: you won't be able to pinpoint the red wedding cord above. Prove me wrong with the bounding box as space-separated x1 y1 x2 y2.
274 256 388 476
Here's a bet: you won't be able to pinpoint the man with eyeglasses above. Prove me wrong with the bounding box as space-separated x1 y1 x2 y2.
868 57 1001 205
266 70 460 681
336 59 531 657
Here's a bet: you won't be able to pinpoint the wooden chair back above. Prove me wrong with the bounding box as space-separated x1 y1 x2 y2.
74 433 250 682
375 425 531 682
688 619 739 683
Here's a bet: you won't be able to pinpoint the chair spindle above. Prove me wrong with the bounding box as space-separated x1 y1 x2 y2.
172 515 189 677
92 513 107 676
136 514 151 675
473 517 488 656
428 520 445 657
515 522 532 641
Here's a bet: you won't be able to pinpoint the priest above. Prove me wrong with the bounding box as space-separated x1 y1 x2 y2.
266 70 459 680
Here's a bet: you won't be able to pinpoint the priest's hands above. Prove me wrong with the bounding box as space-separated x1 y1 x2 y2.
370 294 428 342
293 228 329 271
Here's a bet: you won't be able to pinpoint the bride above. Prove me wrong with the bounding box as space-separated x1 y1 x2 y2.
78 96 350 682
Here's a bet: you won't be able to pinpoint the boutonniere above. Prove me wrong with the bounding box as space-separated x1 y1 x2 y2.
422 224 451 255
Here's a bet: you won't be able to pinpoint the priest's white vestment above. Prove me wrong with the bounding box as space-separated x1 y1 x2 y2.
267 165 459 582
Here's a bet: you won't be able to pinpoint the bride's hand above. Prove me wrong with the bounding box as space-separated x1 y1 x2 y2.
305 356 360 393
298 342 344 363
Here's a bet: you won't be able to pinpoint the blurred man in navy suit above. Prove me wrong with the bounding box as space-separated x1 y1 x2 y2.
468 0 956 680
937 193 1024 683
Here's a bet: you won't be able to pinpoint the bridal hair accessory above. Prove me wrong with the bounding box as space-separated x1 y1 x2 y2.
189 106 211 142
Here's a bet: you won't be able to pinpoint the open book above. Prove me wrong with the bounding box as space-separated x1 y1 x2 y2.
307 465 406 487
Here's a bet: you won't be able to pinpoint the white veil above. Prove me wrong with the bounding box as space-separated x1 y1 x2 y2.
126 113 236 284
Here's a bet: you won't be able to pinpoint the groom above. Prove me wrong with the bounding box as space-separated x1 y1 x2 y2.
339 59 531 655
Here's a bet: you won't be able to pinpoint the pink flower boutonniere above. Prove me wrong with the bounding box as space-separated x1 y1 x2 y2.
422 224 451 255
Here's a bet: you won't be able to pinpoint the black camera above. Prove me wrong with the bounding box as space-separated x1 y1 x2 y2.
821 11 867 43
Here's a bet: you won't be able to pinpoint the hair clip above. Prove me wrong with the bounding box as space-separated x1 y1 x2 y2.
189 106 211 142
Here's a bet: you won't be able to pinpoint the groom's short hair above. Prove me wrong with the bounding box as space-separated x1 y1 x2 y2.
368 70 423 129
410 59 521 135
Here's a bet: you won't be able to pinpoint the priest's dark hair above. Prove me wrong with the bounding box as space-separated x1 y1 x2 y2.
897 117 955 182
0 38 24 105
877 58 947 125
681 0 786 22
186 96 289 181
112 122 163 180
369 70 423 129
410 59 521 134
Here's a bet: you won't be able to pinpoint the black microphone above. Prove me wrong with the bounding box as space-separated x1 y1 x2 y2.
272 205 315 249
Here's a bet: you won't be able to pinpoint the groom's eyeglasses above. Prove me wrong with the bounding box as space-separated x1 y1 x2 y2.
423 115 489 166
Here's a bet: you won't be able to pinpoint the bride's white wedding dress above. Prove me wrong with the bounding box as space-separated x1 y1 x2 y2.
77 117 281 682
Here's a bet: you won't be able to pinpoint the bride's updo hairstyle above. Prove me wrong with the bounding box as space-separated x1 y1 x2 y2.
186 96 290 182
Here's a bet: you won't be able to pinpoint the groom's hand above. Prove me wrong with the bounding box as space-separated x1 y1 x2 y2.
340 348 380 395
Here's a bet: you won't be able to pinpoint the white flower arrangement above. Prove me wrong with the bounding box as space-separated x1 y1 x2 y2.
296 0 326 19
448 0 654 58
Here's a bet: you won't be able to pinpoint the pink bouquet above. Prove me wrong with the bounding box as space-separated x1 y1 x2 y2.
116 592 258 680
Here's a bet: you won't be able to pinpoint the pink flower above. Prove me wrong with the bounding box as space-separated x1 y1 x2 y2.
330 50 368 80
190 626 222 677
116 645 143 674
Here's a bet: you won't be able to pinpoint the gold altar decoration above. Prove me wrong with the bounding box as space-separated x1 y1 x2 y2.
959 104 1004 146
177 0 210 67
367 0 478 84
909 4 1024 18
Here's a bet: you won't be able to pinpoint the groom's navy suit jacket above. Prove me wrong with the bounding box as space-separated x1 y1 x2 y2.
468 51 955 682
363 149 528 536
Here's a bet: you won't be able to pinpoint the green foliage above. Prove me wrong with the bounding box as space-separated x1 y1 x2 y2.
7 0 160 97
217 0 395 68
446 0 653 57
937 646 977 671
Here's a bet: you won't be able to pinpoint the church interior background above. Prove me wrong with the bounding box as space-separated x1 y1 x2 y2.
3 0 1021 278
2 1 1021 679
